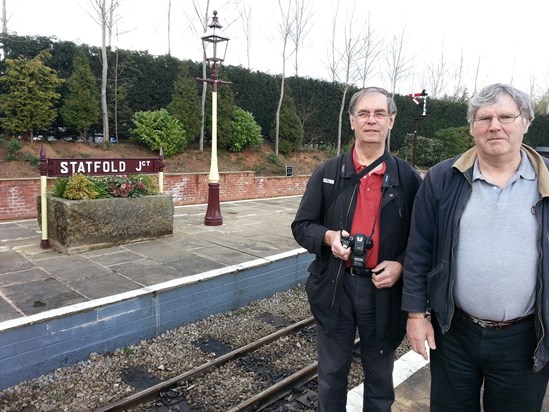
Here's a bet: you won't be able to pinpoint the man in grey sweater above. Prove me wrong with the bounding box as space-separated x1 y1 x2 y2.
402 83 549 412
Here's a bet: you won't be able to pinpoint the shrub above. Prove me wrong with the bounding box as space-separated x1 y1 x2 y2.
398 134 446 168
62 173 99 200
129 109 187 157
5 138 22 161
227 107 263 152
278 139 293 155
52 174 160 200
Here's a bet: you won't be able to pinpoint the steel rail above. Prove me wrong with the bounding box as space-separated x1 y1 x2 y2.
95 316 315 412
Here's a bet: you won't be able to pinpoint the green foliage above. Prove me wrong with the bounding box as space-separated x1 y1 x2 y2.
271 82 304 152
23 152 40 168
167 64 201 143
130 109 187 157
62 173 99 200
91 175 156 198
0 50 63 138
9 34 545 153
228 107 263 151
60 51 100 137
52 174 160 200
399 134 447 167
278 139 293 155
5 138 22 160
433 126 474 158
52 177 69 198
268 153 281 166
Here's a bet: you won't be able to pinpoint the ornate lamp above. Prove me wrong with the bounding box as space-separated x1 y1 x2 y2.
199 10 230 226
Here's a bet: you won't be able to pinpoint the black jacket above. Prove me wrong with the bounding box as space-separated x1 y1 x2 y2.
402 145 549 371
292 148 421 355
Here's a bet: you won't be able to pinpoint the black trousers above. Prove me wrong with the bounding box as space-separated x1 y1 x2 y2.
316 272 395 412
430 312 549 412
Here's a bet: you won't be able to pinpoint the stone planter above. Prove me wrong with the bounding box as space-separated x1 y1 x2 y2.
38 195 174 254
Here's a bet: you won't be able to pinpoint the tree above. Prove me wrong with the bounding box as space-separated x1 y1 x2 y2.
187 0 212 152
168 64 201 143
433 126 474 158
130 108 187 157
271 82 303 154
238 0 252 70
449 49 467 102
384 25 414 96
167 0 172 56
328 0 362 155
2 0 7 34
228 107 263 151
88 0 122 149
274 0 294 155
357 12 383 89
0 50 62 140
61 51 100 138
291 0 313 77
426 39 448 99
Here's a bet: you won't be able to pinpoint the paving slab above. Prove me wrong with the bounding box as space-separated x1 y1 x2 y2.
2 277 86 315
0 197 307 322
0 250 35 273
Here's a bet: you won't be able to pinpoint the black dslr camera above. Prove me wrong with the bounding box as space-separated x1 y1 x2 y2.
341 233 373 271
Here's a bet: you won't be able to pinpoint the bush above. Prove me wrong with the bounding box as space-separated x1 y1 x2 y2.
227 107 263 152
129 109 187 157
278 139 293 155
61 173 99 200
398 134 446 168
5 138 22 161
52 174 160 200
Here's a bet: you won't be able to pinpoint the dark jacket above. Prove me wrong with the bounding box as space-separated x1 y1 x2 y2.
402 144 549 372
292 148 421 355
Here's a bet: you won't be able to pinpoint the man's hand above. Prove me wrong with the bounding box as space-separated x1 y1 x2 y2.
371 260 402 289
324 229 351 261
406 316 436 360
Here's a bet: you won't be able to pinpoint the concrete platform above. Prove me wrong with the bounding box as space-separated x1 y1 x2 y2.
0 196 305 323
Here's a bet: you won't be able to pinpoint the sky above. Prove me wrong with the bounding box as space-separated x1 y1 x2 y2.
5 0 549 99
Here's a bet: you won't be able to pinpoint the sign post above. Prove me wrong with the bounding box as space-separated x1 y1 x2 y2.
408 90 429 167
38 145 165 249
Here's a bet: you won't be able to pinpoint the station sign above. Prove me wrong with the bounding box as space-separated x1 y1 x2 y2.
46 158 161 177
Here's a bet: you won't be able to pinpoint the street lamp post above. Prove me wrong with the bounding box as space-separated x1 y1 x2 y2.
198 10 230 226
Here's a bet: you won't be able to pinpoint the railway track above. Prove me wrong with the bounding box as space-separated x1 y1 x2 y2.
96 316 321 411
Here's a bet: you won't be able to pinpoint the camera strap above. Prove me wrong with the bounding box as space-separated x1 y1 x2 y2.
325 151 387 214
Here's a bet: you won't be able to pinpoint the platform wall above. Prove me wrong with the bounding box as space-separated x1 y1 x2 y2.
0 250 313 390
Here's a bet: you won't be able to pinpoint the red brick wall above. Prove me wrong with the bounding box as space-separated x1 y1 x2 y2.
0 172 310 221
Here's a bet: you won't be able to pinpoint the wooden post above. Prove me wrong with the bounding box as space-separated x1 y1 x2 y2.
39 145 50 249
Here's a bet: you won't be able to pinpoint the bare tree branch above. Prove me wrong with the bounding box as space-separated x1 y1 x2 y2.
274 0 294 155
291 0 313 77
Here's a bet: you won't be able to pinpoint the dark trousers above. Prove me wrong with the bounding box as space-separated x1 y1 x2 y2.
430 312 549 412
316 272 395 412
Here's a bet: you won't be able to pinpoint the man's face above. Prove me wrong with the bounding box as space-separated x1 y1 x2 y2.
349 92 395 148
470 94 529 160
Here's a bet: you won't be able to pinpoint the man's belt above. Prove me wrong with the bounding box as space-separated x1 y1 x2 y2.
455 307 534 330
347 267 373 277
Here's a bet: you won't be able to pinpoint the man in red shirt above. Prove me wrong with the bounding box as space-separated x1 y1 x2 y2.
292 87 421 411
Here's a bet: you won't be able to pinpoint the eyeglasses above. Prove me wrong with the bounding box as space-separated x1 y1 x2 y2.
473 113 522 126
353 111 390 122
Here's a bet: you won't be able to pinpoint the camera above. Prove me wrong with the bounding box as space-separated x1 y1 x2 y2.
341 233 373 272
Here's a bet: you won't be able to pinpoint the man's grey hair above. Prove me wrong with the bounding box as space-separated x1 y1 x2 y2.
467 83 535 125
348 87 397 116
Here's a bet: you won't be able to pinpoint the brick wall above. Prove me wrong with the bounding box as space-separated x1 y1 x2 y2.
0 172 310 221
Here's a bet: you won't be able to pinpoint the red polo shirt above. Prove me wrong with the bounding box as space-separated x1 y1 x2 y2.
349 149 385 269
